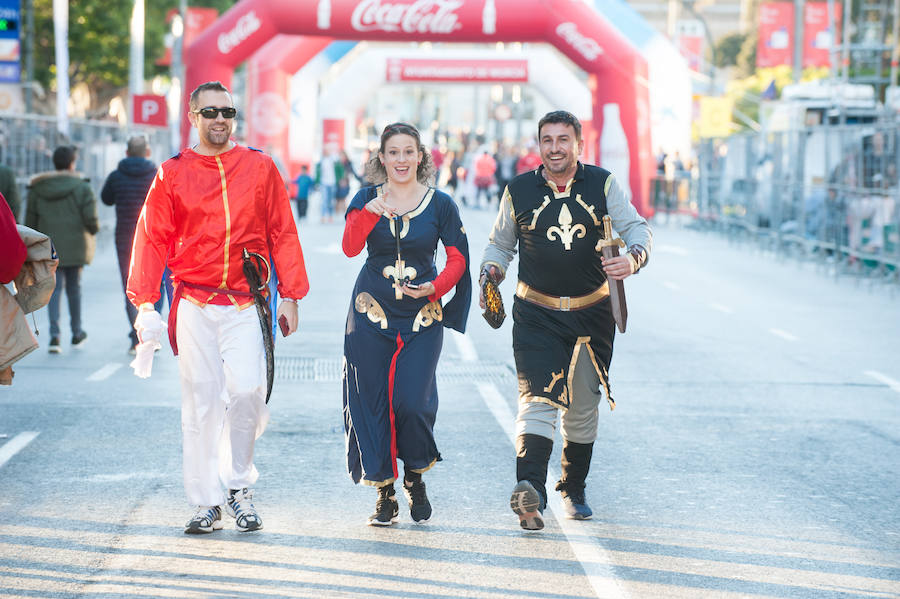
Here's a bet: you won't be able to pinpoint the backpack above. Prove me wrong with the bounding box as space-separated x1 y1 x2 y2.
14 225 58 314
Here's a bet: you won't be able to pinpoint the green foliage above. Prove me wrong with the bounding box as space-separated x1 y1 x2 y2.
714 32 746 68
29 0 237 113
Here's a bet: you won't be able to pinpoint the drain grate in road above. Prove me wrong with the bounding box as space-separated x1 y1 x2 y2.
275 356 514 384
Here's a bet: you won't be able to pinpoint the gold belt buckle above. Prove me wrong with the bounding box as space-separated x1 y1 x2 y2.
559 296 571 311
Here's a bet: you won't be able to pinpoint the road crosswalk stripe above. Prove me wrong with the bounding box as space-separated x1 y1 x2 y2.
0 431 40 470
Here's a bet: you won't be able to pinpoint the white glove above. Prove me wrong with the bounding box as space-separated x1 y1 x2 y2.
131 308 166 378
129 341 157 378
134 308 166 344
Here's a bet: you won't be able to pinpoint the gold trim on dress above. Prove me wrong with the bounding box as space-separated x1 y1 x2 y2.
412 300 443 332
354 292 388 329
381 186 436 239
407 457 438 475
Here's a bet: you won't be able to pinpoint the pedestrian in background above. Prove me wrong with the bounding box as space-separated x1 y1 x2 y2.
25 145 98 354
293 164 313 219
101 135 166 354
315 145 344 223
341 122 471 526
127 81 310 535
480 111 651 530
0 163 20 222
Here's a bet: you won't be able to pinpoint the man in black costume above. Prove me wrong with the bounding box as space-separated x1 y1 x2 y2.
480 110 652 530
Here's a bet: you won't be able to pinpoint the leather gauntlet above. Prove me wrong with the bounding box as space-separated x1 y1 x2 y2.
626 244 648 274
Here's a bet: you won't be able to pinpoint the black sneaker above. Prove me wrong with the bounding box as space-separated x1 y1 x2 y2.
226 488 263 532
510 480 544 530
560 488 593 520
367 484 399 526
403 477 432 523
48 337 61 354
71 331 87 348
184 505 223 534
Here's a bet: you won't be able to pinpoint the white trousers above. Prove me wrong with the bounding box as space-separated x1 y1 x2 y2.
176 301 269 507
515 347 602 444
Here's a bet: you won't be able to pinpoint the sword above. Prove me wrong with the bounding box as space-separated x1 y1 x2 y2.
595 215 628 333
392 216 410 298
241 248 275 404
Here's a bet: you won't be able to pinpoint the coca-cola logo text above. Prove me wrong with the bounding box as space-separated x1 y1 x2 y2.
351 0 463 34
556 22 603 62
217 11 261 54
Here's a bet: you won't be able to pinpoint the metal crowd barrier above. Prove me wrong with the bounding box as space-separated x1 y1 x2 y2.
678 123 900 285
0 112 170 223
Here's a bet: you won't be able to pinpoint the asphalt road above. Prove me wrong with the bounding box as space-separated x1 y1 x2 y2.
1 201 898 599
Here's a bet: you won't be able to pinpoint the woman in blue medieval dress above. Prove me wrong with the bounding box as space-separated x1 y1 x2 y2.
341 122 471 526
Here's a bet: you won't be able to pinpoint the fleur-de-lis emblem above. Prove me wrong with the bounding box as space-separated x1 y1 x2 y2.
383 260 417 299
546 203 586 250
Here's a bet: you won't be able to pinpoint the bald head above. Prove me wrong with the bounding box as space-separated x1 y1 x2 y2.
126 135 150 158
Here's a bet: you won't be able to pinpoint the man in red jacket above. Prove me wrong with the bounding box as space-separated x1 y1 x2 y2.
127 81 310 535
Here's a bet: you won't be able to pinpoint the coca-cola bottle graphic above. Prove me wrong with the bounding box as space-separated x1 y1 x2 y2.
482 0 496 35
600 103 632 201
317 0 331 30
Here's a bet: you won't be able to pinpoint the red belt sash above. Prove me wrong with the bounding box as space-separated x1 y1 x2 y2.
167 281 255 355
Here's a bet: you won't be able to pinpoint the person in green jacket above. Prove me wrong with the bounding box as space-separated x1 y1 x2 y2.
0 164 20 222
25 145 98 353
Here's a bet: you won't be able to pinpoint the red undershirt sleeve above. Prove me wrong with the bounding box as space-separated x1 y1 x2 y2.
429 245 466 301
342 208 381 257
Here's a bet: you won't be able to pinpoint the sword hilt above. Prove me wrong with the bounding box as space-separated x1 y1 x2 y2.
595 215 625 251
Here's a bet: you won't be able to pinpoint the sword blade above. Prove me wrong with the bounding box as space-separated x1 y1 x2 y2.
601 245 628 333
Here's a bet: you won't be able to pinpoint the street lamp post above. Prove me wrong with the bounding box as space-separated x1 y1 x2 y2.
681 0 717 218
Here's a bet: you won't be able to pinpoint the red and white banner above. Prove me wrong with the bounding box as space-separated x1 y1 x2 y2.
757 2 794 68
132 94 167 127
322 118 345 149
674 20 703 72
184 0 656 216
803 2 841 67
385 58 527 82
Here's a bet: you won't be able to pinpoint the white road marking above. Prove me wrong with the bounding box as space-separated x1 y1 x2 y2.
709 302 733 314
449 329 478 362
83 471 166 483
864 370 900 393
86 363 123 381
662 281 679 290
477 382 630 599
768 328 798 342
0 432 39 470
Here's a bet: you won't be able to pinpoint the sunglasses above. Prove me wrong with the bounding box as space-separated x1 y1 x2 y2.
194 106 237 119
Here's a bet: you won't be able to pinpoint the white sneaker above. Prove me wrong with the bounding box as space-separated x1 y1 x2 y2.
226 488 263 532
184 505 223 534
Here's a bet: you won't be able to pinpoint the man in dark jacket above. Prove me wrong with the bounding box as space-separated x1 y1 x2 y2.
101 135 165 353
0 164 20 222
25 145 98 353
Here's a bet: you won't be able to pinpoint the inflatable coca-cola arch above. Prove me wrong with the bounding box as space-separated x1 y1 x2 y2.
185 0 654 215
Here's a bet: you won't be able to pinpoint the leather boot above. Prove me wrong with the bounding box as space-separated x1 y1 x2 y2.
555 440 593 520
510 433 553 530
